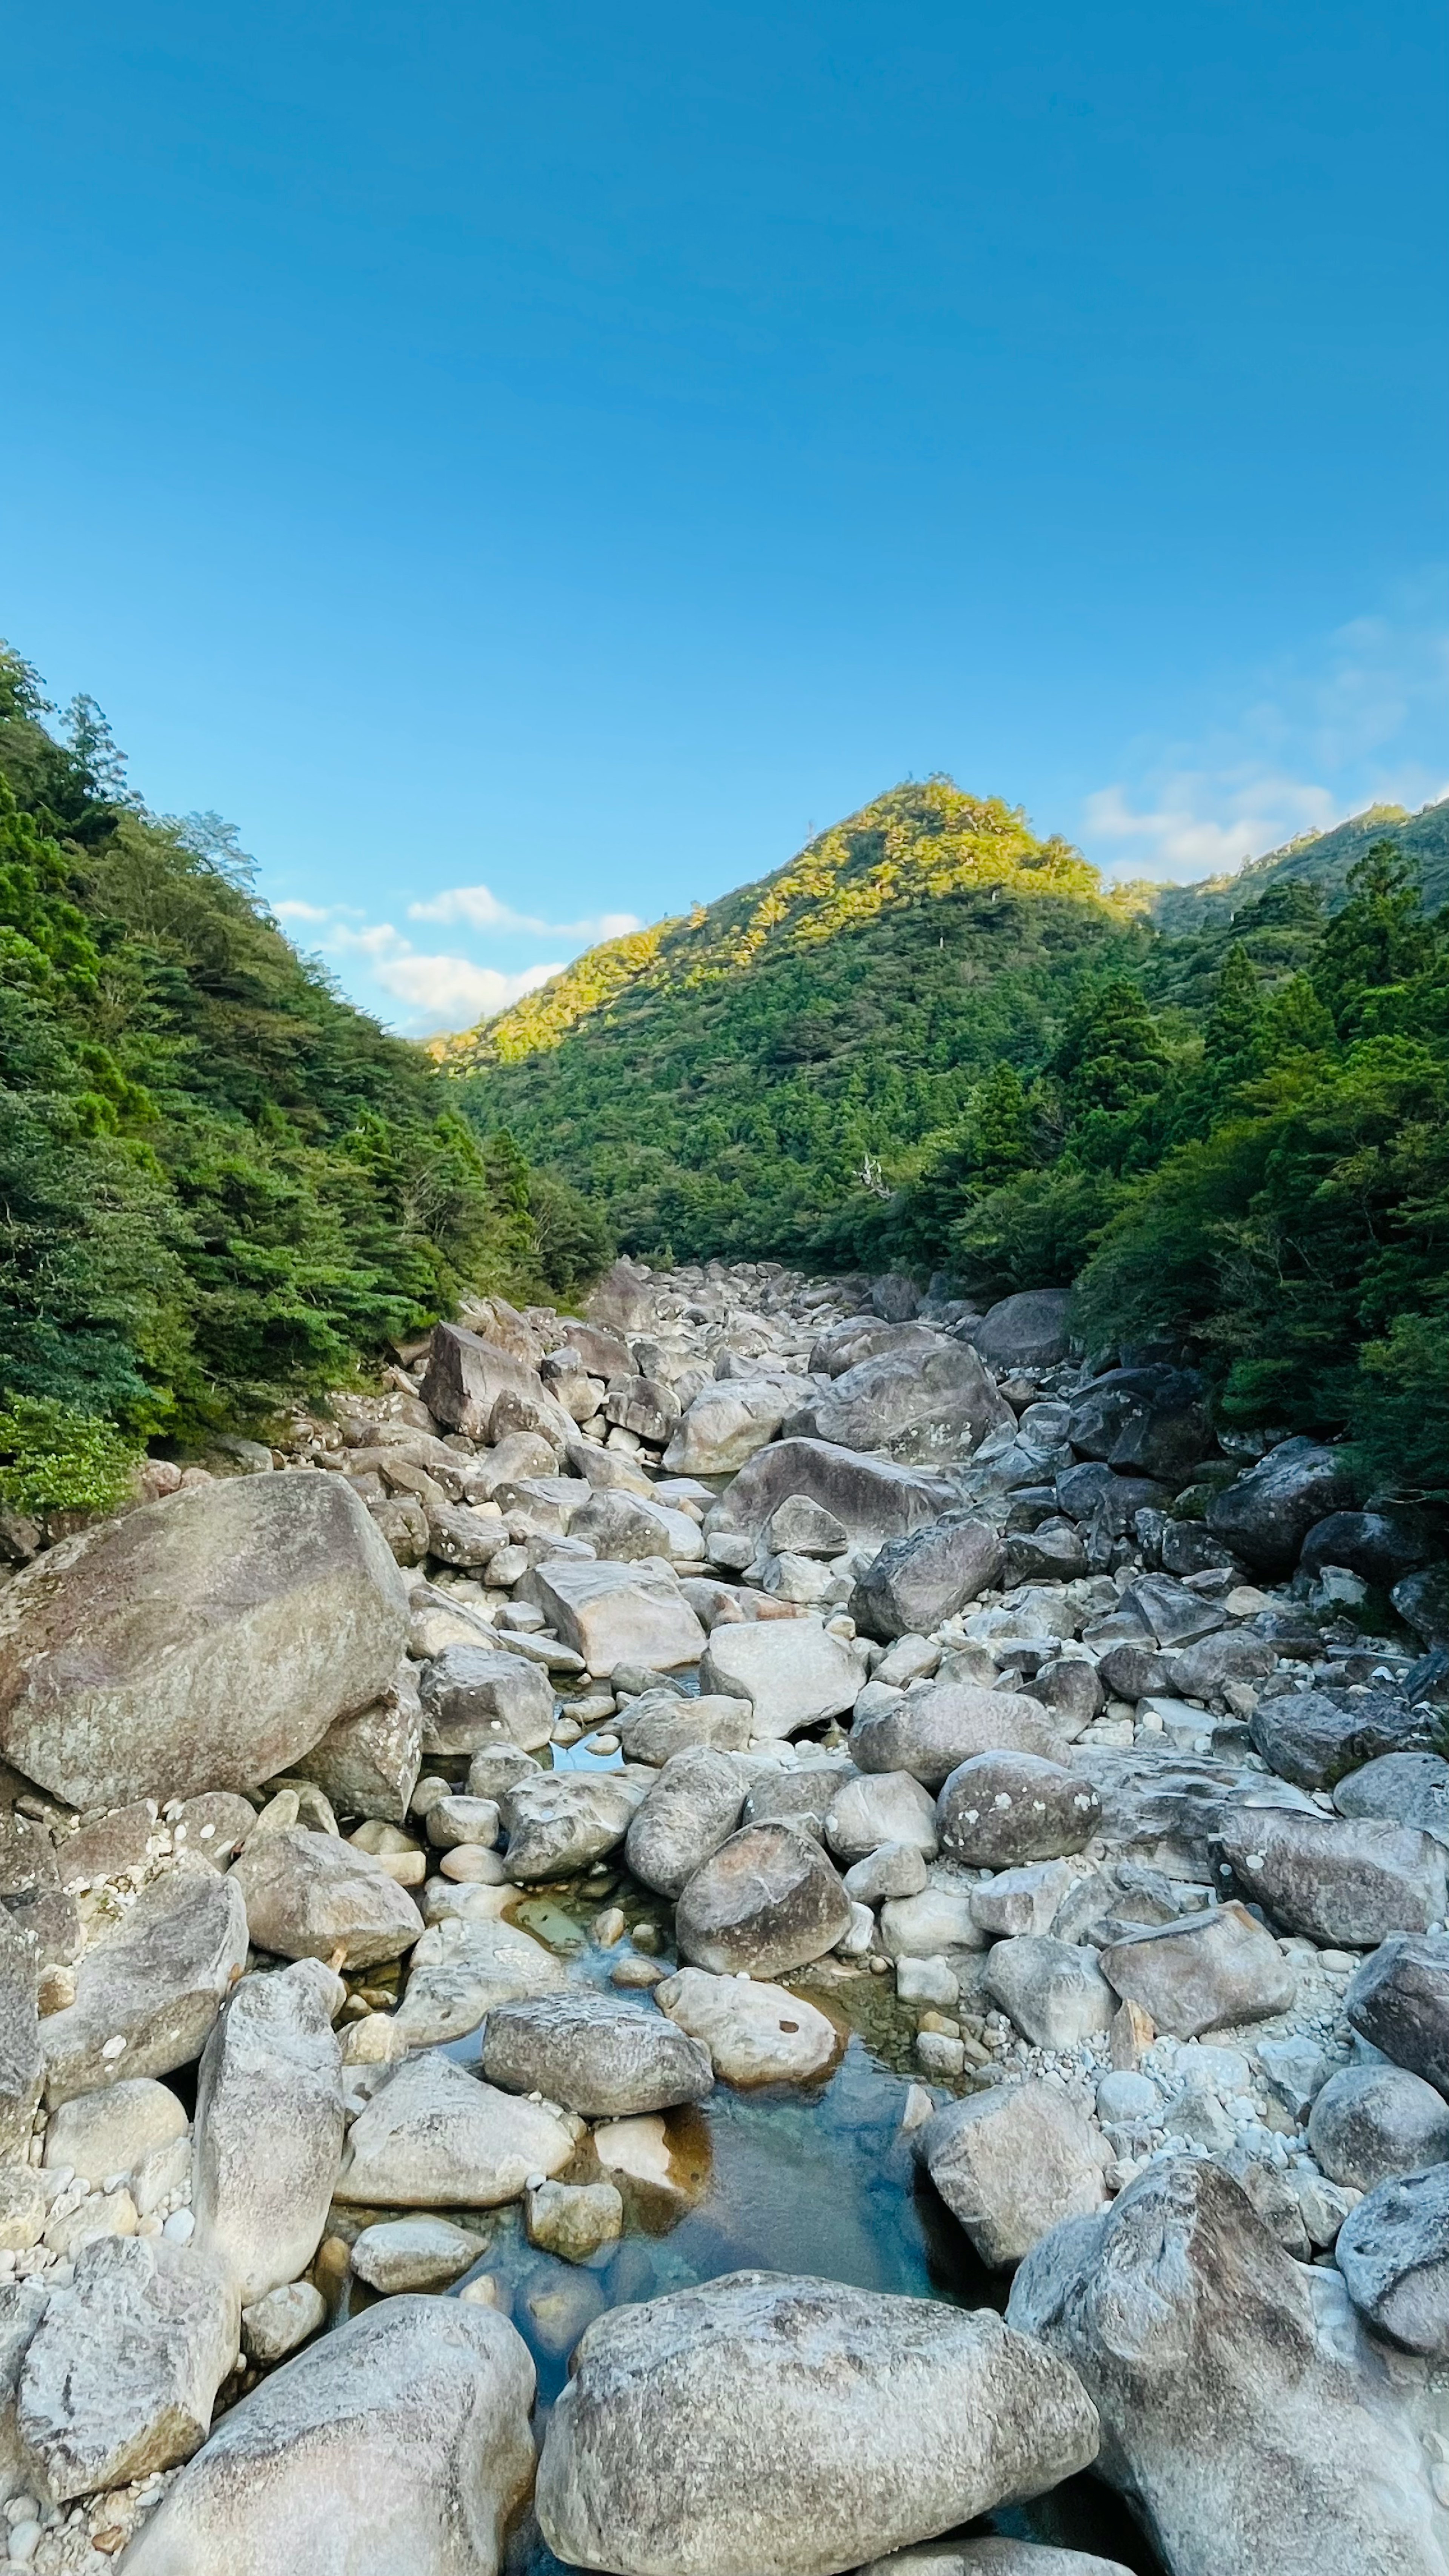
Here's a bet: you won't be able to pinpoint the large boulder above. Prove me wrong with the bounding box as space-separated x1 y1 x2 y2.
1299 1509 1438 1589
1064 1367 1208 1485
938 1755 1101 1870
1205 1438 1355 1574
500 1771 645 1880
851 1682 1065 1791
1218 1810 1447 1947
966 1290 1073 1374
1249 1688 1431 1791
917 2082 1108 2268
191 1958 344 2308
230 1827 423 1969
521 1557 707 1676
571 1490 700 1566
675 1824 852 1976
119 2294 537 2576
334 2052 574 2206
705 1440 957 1555
1099 1902 1295 2039
625 1749 747 1897
40 1864 249 2105
1335 2164 1449 2355
786 1341 1012 1464
1394 1566 1449 1649
305 1670 423 1822
983 1938 1115 2050
851 1518 1004 1642
700 1621 860 1738
1007 2157 1444 2576
391 1913 566 2048
664 1381 803 1476
481 1992 712 2117
534 2271 1100 2576
421 1321 572 1447
1309 2064 1449 2192
654 1967 840 2086
825 1770 938 1863
1337 1753 1449 1842
418 1646 555 1755
0 1475 408 1810
615 1692 754 1766
1346 1934 1449 2092
16 2234 237 2500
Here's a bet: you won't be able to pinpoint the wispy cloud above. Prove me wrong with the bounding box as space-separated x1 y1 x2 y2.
1083 584 1449 883
407 884 640 941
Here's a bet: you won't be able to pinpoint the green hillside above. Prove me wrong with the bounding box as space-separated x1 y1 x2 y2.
0 643 604 1503
1149 794 1449 933
441 780 1151 1261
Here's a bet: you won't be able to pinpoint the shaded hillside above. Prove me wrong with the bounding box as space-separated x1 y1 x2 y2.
1149 794 1449 932
440 781 1150 1260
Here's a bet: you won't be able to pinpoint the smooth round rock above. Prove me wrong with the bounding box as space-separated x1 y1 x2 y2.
937 1754 1101 1869
1308 2064 1449 2192
1336 2163 1449 2355
674 1825 852 1978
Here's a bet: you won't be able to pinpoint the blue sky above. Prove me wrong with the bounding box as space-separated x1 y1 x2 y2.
5 1 1446 1031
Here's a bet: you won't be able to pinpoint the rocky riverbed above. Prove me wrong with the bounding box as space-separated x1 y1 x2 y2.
0 1256 1447 2574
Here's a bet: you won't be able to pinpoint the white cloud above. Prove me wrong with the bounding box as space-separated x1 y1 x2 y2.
271 897 334 924
1082 583 1449 883
370 953 561 1027
407 883 641 941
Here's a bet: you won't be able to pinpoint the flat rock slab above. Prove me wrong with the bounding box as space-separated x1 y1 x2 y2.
334 2051 574 2207
17 2233 237 2500
120 2293 537 2576
654 1967 840 2086
231 1827 423 1969
917 2083 1109 2270
675 1824 852 1978
481 1992 713 2118
40 1864 248 2106
700 1622 860 1739
534 2269 1100 2576
0 1473 407 1809
522 1557 706 1677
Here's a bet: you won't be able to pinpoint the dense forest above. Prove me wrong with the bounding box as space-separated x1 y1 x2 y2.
451 780 1449 1498
0 646 607 1509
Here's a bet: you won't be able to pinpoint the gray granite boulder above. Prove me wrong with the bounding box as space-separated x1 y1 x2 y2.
1346 1934 1449 2093
1335 2162 1449 2355
191 1958 344 2307
938 1755 1101 1869
1219 1810 1447 1947
625 1749 746 1897
851 1518 1004 1642
40 1864 249 2105
852 1682 1064 1791
17 2234 237 2500
231 1827 423 1969
481 1992 712 2117
917 2082 1108 2268
675 1824 852 1977
1309 2064 1449 2191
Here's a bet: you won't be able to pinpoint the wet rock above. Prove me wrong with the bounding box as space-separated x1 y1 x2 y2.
391 1914 566 2048
501 1770 645 1880
966 1290 1073 1374
481 1991 712 2116
17 2234 237 2499
240 2279 327 2365
334 2052 573 2206
851 1518 1004 1642
231 1826 423 1969
1249 1689 1431 1791
122 2293 537 2576
534 2270 1100 2576
1309 2064 1449 2191
787 1340 1012 1465
625 1749 746 1897
917 2081 1109 2268
1346 1933 1449 2092
41 1864 249 2105
705 1439 957 1555
851 1682 1064 1791
826 1770 938 1863
983 1937 1115 2049
1335 2164 1449 2354
192 1958 344 2307
1204 1436 1355 1575
700 1621 860 1739
522 1557 707 1676
526 2179 624 2263
1100 1902 1295 2040
1008 2156 1442 2576
350 2216 486 2292
939 1756 1101 1870
675 1824 852 1976
1219 1810 1447 1947
419 1646 555 1755
654 1966 840 2085
0 1473 407 1809
615 1692 754 1766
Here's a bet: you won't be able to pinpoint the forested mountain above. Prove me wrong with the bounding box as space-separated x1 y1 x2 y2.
1149 792 1449 932
440 781 1152 1257
446 781 1449 1491
0 645 605 1507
